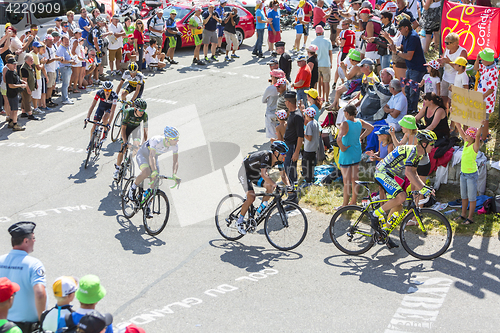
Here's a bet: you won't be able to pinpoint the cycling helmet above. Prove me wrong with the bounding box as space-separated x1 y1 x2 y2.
128 62 139 72
134 98 147 110
164 126 179 141
416 129 437 144
102 81 113 90
270 140 289 154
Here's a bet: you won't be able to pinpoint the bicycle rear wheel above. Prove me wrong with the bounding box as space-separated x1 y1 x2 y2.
215 194 245 241
264 202 308 251
329 205 375 255
400 208 452 260
143 190 170 236
121 177 138 218
84 135 95 169
111 110 123 143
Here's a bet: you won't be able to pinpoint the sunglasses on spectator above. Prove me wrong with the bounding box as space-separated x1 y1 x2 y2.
445 41 453 45
137 22 143 24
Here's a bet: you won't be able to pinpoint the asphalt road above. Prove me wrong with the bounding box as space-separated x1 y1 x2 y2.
1 30 500 333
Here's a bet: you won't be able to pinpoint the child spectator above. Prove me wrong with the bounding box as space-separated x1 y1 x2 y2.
474 48 498 140
41 276 78 333
420 59 441 95
366 125 393 162
304 88 323 121
273 110 288 142
122 35 136 70
454 121 487 225
144 39 166 70
389 115 417 146
302 107 320 186
337 105 374 207
57 275 112 333
450 56 469 90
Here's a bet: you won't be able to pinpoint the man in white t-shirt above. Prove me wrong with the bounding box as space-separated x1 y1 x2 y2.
148 9 166 50
108 15 126 76
144 39 167 69
40 35 62 107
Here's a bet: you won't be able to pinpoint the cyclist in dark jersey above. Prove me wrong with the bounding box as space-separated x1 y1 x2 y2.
371 129 437 248
113 98 149 180
236 141 291 234
85 81 118 146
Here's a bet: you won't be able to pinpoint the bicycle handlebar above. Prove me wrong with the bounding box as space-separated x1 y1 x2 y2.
118 99 134 105
83 120 106 129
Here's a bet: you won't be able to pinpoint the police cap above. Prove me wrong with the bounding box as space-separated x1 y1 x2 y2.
8 222 36 238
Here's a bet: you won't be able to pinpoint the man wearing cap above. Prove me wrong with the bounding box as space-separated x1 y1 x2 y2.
54 17 63 35
354 58 382 120
0 277 22 333
202 4 221 63
292 55 312 107
283 91 304 197
108 16 126 76
359 7 382 64
275 41 292 82
41 276 78 333
148 9 166 51
4 56 26 131
0 222 47 333
312 25 333 102
76 311 113 333
263 70 286 140
267 58 279 71
57 275 112 333
165 9 182 65
389 18 425 114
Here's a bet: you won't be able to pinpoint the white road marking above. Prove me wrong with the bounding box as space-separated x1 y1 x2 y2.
144 75 206 91
0 205 93 223
232 63 260 69
38 111 88 134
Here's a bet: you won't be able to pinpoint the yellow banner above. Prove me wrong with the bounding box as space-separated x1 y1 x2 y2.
450 86 486 128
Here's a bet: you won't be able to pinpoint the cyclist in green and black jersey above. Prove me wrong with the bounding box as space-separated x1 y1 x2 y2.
113 98 149 180
371 130 437 248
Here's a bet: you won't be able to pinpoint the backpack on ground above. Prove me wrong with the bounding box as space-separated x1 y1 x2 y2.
0 322 17 333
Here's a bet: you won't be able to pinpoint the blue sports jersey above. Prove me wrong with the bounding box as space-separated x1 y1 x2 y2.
93 89 118 111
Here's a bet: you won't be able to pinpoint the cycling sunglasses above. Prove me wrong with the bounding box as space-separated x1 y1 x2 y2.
103 88 112 92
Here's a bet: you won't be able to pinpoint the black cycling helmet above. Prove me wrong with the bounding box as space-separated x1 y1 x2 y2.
128 62 139 72
270 140 289 154
102 81 113 90
134 98 147 110
416 129 437 144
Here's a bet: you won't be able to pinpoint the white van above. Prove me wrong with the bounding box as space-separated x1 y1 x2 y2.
0 0 106 37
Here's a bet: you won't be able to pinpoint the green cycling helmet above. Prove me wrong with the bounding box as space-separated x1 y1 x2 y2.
134 98 147 111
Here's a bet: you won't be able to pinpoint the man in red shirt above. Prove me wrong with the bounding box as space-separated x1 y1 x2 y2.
337 20 355 62
291 55 312 107
302 0 313 48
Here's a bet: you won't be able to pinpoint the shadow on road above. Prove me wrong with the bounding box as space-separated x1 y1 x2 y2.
209 239 303 272
68 161 99 183
97 184 122 216
114 215 166 254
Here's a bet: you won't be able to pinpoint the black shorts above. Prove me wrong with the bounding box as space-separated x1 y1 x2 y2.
238 164 264 193
125 125 141 141
94 106 110 121
417 162 431 177
124 83 144 98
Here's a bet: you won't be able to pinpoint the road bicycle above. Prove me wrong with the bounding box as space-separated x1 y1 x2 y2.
329 181 452 260
215 186 308 251
121 174 181 236
110 100 134 143
83 120 107 169
114 142 139 192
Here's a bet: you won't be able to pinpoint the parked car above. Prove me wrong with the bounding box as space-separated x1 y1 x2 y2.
154 2 255 50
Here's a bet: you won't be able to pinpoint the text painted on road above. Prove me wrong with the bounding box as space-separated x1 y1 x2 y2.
385 277 453 332
142 97 178 105
0 142 85 153
115 268 279 330
0 205 93 223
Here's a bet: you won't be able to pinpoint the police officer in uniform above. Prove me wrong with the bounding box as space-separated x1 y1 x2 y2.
275 41 292 82
0 222 47 333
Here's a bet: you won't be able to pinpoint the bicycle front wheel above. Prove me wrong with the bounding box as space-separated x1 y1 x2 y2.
264 202 308 251
215 194 245 241
329 205 375 255
121 177 137 219
143 190 170 236
400 208 452 260
84 135 95 169
111 110 123 142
